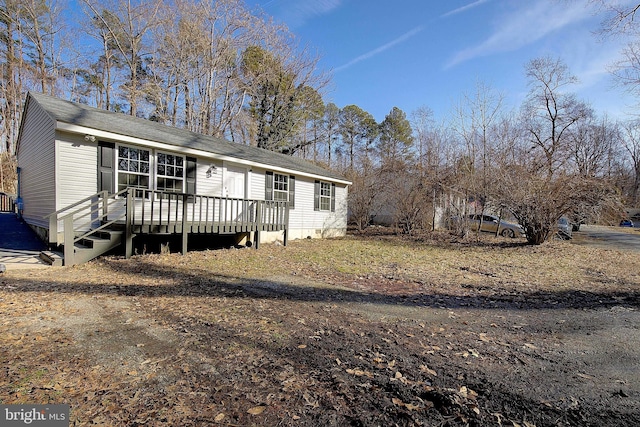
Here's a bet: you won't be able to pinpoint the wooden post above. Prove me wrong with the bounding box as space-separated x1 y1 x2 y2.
49 213 58 246
181 193 188 255
283 201 289 246
254 201 262 250
63 214 75 266
90 194 99 229
101 190 108 220
125 190 133 259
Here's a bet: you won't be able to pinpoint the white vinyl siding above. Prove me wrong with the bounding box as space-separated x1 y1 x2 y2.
285 176 347 232
16 100 57 228
196 160 223 197
56 134 98 211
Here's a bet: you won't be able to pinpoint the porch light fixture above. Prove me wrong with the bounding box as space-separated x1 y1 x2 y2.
206 164 217 178
84 134 96 142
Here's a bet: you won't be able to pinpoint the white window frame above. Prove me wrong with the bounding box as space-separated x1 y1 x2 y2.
117 145 151 195
319 181 332 211
273 173 289 202
156 151 185 193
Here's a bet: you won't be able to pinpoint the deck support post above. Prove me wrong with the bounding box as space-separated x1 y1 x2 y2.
63 214 75 266
181 194 188 255
125 190 133 259
254 201 262 250
49 214 58 246
283 202 289 246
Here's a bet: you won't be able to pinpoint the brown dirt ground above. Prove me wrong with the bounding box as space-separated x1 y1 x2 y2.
1 229 639 426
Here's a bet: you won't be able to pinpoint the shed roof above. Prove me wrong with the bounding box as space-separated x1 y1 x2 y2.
26 92 348 183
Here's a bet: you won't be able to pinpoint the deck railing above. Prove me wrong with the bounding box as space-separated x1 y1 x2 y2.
46 188 289 262
127 189 289 250
0 192 15 213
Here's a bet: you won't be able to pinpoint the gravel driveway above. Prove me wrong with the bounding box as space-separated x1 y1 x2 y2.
572 225 640 252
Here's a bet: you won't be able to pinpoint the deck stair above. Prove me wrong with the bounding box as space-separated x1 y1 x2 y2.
72 228 124 265
46 189 130 266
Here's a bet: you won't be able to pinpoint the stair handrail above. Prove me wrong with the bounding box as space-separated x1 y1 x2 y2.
47 189 129 245
60 188 130 266
69 199 128 245
46 190 106 244
45 190 108 219
61 189 127 234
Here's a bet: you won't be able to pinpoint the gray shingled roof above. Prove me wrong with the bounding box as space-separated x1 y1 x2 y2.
28 91 348 183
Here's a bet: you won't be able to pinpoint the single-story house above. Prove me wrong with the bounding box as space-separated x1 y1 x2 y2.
16 92 350 265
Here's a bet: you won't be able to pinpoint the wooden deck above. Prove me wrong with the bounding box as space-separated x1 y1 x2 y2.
47 188 289 265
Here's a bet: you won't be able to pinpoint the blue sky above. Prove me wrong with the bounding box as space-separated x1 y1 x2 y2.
249 0 637 123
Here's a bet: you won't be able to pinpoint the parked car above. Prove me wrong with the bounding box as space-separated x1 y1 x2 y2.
555 217 572 240
452 214 524 238
620 219 634 227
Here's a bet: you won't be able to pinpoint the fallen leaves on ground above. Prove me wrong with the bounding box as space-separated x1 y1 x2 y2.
1 229 639 426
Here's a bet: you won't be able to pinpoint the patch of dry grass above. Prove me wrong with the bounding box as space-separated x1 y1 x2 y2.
2 232 640 426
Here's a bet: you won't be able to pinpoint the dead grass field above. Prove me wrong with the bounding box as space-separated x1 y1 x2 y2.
1 230 639 426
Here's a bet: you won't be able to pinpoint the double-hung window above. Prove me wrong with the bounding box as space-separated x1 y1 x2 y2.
265 171 295 208
314 180 335 212
156 152 184 193
319 182 331 211
117 146 150 195
273 173 289 201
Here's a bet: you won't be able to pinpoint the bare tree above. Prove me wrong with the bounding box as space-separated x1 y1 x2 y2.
522 57 592 177
296 85 324 160
410 106 434 177
151 0 261 137
19 0 64 95
241 28 328 154
1 0 66 153
492 57 618 244
569 115 620 179
592 2 640 110
346 158 379 232
621 120 640 206
450 81 504 237
80 0 164 117
0 0 23 154
593 1 640 36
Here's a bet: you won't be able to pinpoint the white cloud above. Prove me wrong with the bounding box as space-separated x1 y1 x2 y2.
278 0 342 28
334 26 425 72
441 0 491 18
446 0 595 68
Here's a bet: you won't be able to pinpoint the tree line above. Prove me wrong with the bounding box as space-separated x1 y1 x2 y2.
2 0 640 244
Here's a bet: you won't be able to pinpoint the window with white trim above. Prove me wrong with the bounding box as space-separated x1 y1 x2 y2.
117 146 150 194
156 152 184 193
314 180 335 212
265 171 295 208
273 173 289 201
319 181 332 211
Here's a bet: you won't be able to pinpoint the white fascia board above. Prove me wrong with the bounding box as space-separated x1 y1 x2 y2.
56 122 351 186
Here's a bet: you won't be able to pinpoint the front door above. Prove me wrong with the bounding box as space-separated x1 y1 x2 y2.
224 165 246 199
223 165 247 223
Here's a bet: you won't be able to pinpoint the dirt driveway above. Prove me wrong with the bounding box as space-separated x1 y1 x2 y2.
1 232 639 426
